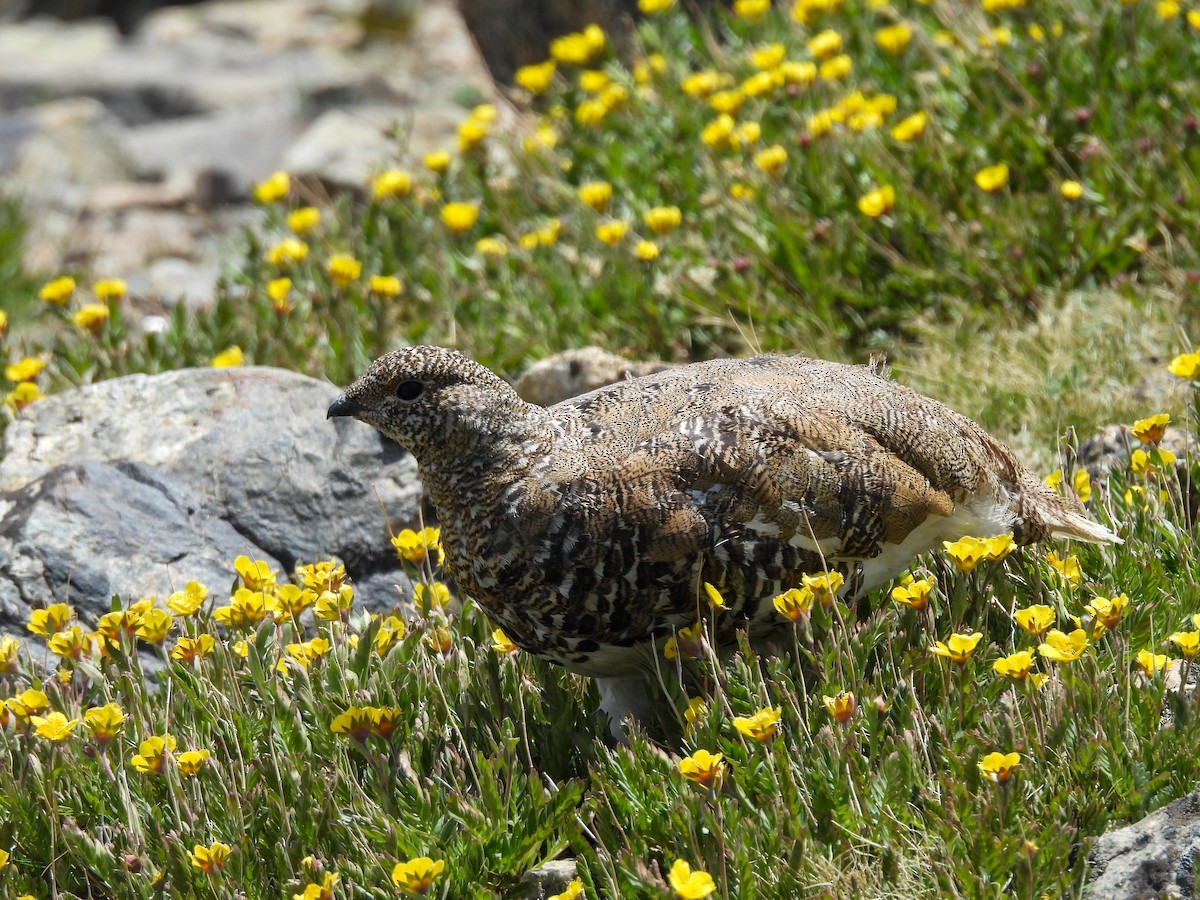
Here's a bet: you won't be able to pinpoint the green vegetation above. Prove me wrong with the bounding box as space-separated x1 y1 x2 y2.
2 0 1200 897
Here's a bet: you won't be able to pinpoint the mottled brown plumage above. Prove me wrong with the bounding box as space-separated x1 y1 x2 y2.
328 346 1118 680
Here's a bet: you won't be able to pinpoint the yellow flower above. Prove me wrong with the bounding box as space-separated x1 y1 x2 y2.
235 554 278 591
327 253 362 287
371 706 403 739
28 602 74 636
32 711 81 742
983 533 1016 561
392 527 444 566
1072 468 1092 503
372 169 413 200
751 42 786 71
890 110 927 142
515 60 557 94
891 574 935 610
7 688 50 721
274 584 317 621
807 29 843 59
167 580 208 616
294 872 340 900
413 581 451 611
700 113 735 149
135 608 174 644
1038 628 1088 663
3 379 40 408
1136 649 1169 677
0 848 8 869
975 164 1009 193
424 623 453 654
681 70 728 98
778 59 817 86
170 634 216 665
1014 604 1055 637
1166 348 1195 376
931 632 983 664
1157 0 1180 18
943 536 988 573
634 240 660 261
1132 414 1170 445
287 206 320 235
84 704 125 744
875 23 912 54
131 734 177 773
39 275 76 304
265 237 309 265
475 236 508 257
663 621 705 660
857 185 895 218
457 117 489 153
0 309 6 336
1169 631 1200 659
441 201 480 234
595 219 629 245
978 751 1020 785
773 587 814 622
266 277 292 311
678 749 725 788
177 748 211 777
548 878 584 900
549 24 606 65
684 697 707 728
6 356 47 383
0 635 19 674
210 346 244 368
1046 550 1083 587
392 857 445 895
668 859 716 899
375 614 407 655
1190 9 1200 31
702 582 726 609
818 54 852 80
491 628 518 654
641 206 681 236
190 842 232 874
314 586 355 621
753 144 788 175
93 278 127 302
578 180 612 211
254 170 290 203
231 639 249 658
822 690 856 724
214 588 277 629
1059 180 1084 201
47 625 91 660
993 649 1034 680
331 706 376 741
802 571 844 606
578 69 610 94
733 705 781 742
72 303 110 332
708 89 744 115
729 182 755 200
424 150 452 174
1085 594 1129 630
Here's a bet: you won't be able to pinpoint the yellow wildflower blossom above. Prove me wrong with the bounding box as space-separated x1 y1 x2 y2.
170 634 216 666
1046 551 1083 587
822 690 856 724
7 688 50 721
491 628 518 654
28 602 74 636
331 706 375 741
424 150 452 174
993 649 1034 680
1132 414 1169 445
549 24 606 66
47 626 91 660
287 206 320 235
751 42 786 70
326 253 362 287
818 54 852 80
1135 649 1169 677
32 710 80 742
135 608 174 644
392 857 446 895
931 632 983 664
807 29 843 58
1060 180 1084 201
166 580 208 616
1085 594 1129 630
733 705 781 742
265 238 309 266
131 734 177 773
190 842 232 874
38 275 76 304
1014 604 1055 637
254 170 290 203
73 303 110 332
891 574 935 610
1169 348 1200 379
801 571 844 606
441 201 480 234
875 23 912 54
1038 628 1088 663
595 219 629 245
235 555 278 591
668 860 716 898
891 110 927 142
753 144 788 175
857 185 895 218
515 60 556 94
6 356 47 383
1168 631 1199 659
176 748 211 777
4 384 42 412
975 164 1009 193
578 181 612 212
210 346 244 368
678 748 725 788
372 169 413 200
773 587 814 621
84 703 125 745
663 621 705 661
979 751 1020 784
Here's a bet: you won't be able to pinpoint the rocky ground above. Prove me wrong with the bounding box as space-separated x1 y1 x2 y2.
0 0 498 313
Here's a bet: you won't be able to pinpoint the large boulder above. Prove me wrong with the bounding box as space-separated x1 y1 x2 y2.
0 366 422 635
1086 785 1200 898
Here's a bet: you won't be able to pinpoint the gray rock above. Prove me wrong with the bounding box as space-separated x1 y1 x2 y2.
0 366 422 634
283 106 411 194
519 859 578 899
514 347 672 407
1086 785 1200 898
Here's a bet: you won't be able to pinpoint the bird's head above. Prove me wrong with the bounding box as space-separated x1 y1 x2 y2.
327 346 542 461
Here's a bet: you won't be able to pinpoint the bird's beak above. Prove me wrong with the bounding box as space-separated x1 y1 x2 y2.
327 394 364 419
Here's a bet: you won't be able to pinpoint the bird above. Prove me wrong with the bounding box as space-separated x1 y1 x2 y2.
328 346 1119 727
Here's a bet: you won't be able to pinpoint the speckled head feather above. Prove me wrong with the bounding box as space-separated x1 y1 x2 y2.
330 346 1120 684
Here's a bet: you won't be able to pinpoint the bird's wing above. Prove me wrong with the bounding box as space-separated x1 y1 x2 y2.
671 396 958 563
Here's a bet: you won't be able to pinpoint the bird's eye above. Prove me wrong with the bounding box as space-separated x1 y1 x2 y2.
395 380 424 402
